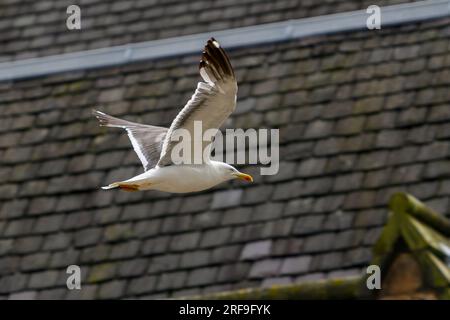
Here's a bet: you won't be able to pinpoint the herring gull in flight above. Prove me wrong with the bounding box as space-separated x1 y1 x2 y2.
93 38 253 193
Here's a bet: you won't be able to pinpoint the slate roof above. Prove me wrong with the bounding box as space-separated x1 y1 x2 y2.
194 192 450 300
0 4 450 299
1 0 414 62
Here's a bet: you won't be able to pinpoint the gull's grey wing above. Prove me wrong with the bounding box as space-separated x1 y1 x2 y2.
93 110 168 171
158 38 237 166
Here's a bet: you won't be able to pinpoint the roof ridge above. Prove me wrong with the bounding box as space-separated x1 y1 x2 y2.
389 192 450 237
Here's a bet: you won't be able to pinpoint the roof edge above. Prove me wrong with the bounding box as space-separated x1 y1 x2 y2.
0 0 449 82
181 276 365 300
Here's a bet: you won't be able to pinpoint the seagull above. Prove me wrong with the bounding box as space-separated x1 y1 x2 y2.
93 38 253 193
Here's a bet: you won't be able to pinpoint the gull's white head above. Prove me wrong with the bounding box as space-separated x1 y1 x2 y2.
215 162 253 183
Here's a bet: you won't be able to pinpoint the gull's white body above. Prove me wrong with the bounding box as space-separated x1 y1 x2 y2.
122 161 233 193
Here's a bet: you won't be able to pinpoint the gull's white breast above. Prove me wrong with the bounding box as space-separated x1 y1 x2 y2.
127 163 225 193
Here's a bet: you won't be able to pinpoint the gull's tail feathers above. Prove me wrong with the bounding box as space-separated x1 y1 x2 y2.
101 182 120 190
92 109 134 128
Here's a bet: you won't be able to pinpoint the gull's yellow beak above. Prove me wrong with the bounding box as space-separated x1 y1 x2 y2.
234 172 253 182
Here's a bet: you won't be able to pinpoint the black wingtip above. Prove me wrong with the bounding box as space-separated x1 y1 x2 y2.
198 37 235 79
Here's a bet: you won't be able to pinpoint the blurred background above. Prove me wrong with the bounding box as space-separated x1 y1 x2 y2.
0 0 449 299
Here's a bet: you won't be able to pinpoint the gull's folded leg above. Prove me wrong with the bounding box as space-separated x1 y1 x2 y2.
102 181 141 192
118 183 140 192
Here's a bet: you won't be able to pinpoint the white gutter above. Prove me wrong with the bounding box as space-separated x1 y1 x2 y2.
0 0 448 82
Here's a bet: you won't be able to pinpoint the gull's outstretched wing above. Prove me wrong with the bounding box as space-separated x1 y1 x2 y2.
93 110 168 171
158 38 237 166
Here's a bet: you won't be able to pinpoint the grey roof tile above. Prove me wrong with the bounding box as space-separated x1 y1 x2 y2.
141 236 171 255
110 240 141 259
211 245 242 264
121 203 151 221
4 218 34 237
222 207 253 226
333 230 364 249
211 189 242 209
426 197 449 214
133 219 162 238
293 215 325 235
312 195 345 213
303 120 334 139
314 252 345 271
98 280 127 299
417 141 450 161
252 202 284 222
391 164 423 183
161 215 192 234
333 173 364 192
80 245 110 264
127 276 158 296
295 272 326 283
28 270 59 289
0 239 14 257
303 233 335 253
284 197 314 216
261 218 295 238
63 211 93 231
65 284 98 300
249 259 282 278
0 273 28 294
0 256 20 276
186 267 217 286
354 209 387 228
88 263 117 283
180 250 210 268
74 227 103 247
37 288 66 300
424 160 450 179
272 238 303 256
322 211 354 231
170 232 201 251
0 199 28 219
157 271 188 291
217 263 251 282
8 291 37 300
13 236 43 254
200 228 231 248
148 254 180 274
179 194 211 214
343 191 377 210
280 256 312 275
342 247 372 267
327 268 362 279
272 180 302 200
103 223 134 243
240 240 272 261
93 207 122 225
297 158 327 178
49 248 80 268
192 211 222 229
